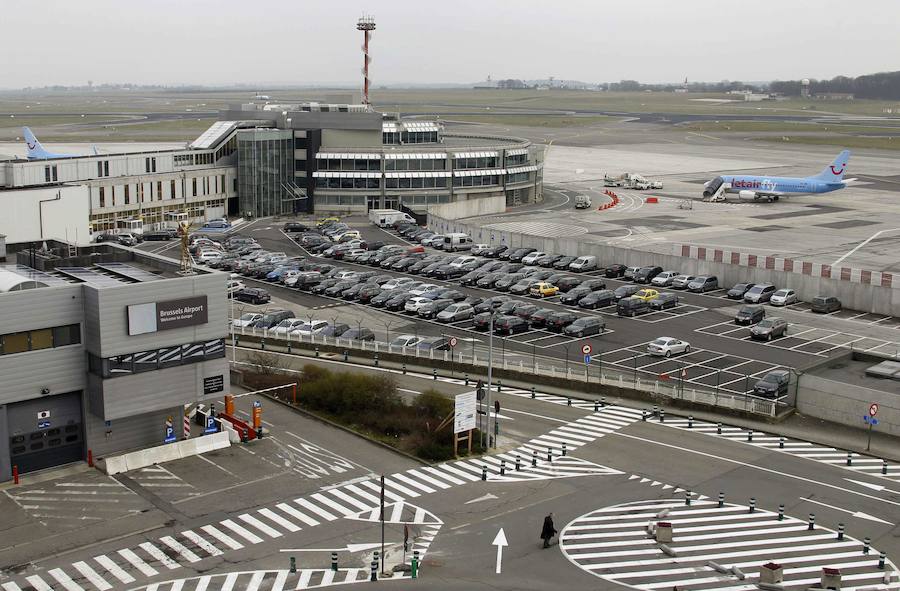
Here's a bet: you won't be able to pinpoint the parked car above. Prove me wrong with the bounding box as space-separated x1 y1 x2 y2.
418 299 454 320
744 283 777 304
647 337 691 357
727 282 756 299
613 285 641 300
634 266 664 284
562 317 605 337
294 320 330 336
471 244 492 256
319 323 351 337
750 317 788 341
537 254 564 267
472 312 494 330
474 296 510 313
735 305 765 325
482 245 508 258
232 312 263 328
670 275 695 290
494 315 530 335
687 275 719 293
143 231 172 241
343 327 376 341
226 279 245 295
251 309 293 329
555 276 584 292
545 311 578 332
753 370 791 398
234 287 271 304
623 266 641 281
604 263 628 278
530 282 559 298
569 255 599 272
617 297 650 317
416 337 451 351
770 289 799 307
811 296 842 313
578 290 615 309
528 308 556 328
507 247 537 262
632 288 660 302
271 318 306 335
437 302 475 322
649 292 679 310
578 279 607 291
553 256 577 270
560 287 593 305
390 334 421 348
650 271 680 287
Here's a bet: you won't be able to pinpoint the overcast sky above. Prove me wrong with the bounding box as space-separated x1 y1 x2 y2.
4 0 899 88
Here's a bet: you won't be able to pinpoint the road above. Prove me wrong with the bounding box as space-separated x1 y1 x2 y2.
1 358 897 591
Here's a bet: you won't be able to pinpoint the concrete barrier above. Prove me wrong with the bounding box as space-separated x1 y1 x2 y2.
102 431 230 475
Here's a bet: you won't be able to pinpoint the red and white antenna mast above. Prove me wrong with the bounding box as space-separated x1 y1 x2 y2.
356 14 376 109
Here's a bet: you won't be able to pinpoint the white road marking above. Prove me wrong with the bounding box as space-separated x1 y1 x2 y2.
200 524 244 550
181 529 224 556
117 548 158 577
160 536 202 563
93 555 135 584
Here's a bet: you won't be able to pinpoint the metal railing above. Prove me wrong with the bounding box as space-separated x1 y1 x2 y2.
230 325 778 418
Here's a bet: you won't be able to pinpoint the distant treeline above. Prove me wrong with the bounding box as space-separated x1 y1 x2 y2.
770 71 900 100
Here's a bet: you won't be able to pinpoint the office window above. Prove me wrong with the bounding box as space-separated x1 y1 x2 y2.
192 178 198 196
52 325 81 347
44 166 51 182
157 181 162 200
151 157 156 172
99 187 106 208
145 157 151 173
29 329 53 351
98 162 103 177
170 179 176 199
52 166 58 182
104 161 110 176
1 333 28 355
124 185 130 205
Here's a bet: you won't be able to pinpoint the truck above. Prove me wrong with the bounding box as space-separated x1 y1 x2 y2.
574 195 592 209
368 209 416 228
604 173 663 190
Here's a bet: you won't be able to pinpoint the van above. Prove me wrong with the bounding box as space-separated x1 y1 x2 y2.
744 283 777 303
443 233 474 252
617 297 650 317
811 296 842 313
569 255 599 272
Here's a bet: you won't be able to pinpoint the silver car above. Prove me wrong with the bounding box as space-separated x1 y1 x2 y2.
650 271 680 287
671 275 695 289
436 302 475 322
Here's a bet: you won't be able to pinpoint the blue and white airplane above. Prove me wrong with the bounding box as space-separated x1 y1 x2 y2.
702 150 855 202
23 127 98 160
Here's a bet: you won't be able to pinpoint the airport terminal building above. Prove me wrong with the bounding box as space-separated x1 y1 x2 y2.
0 102 543 242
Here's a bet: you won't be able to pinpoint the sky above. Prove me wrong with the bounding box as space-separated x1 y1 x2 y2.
3 0 900 88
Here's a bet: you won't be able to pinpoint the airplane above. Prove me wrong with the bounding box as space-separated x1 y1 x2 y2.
702 150 855 203
23 127 98 160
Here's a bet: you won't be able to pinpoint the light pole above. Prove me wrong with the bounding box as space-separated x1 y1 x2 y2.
230 294 237 361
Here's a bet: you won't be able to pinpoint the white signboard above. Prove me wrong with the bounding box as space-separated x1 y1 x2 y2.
454 391 477 434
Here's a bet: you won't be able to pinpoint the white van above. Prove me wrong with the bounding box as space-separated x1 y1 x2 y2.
569 255 599 272
443 233 474 252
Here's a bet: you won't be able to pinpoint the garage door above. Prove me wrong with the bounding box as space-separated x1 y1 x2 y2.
7 392 84 474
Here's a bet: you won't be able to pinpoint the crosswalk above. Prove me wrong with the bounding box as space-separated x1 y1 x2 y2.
561 498 899 591
3 404 636 591
132 568 396 591
659 416 900 484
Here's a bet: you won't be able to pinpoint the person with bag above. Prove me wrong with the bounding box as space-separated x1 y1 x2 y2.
540 513 557 548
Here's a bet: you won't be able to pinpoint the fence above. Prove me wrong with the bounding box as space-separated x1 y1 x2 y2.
230 325 778 418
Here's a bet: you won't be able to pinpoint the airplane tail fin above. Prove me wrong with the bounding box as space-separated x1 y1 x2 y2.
814 150 850 182
23 127 50 159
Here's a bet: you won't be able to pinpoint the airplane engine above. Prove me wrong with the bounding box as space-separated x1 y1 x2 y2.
738 190 758 201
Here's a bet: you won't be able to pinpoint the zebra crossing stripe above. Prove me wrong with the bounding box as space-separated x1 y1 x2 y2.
0 583 23 591
357 479 405 502
271 570 288 591
159 536 202 564
406 468 452 489
93 555 135 584
422 465 468 484
295 497 338 521
390 473 436 494
48 569 84 591
220 572 239 591
296 570 313 588
181 529 224 556
319 570 336 586
237 514 282 539
258 507 301 533
117 548 159 577
327 488 373 512
139 541 180 570
201 523 246 549
275 503 319 527
246 571 265 590
343 483 382 505
194 576 210 591
309 493 355 516
169 580 185 591
380 477 423 498
72 561 112 591
24 576 52 591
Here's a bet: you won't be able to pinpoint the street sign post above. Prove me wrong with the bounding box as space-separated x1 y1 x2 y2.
584 354 591 365
864 403 880 451
582 344 592 355
869 403 879 417
449 336 458 348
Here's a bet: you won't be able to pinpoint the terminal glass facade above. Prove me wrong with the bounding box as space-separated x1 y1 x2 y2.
237 129 295 218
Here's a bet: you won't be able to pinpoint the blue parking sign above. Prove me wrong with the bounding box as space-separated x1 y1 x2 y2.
205 414 218 434
164 425 176 444
584 354 592 365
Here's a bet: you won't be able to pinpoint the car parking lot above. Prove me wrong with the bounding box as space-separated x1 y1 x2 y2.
595 342 791 397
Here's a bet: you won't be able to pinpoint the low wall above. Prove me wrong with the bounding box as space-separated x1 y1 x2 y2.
427 215 900 315
428 194 506 221
101 431 230 475
797 373 900 437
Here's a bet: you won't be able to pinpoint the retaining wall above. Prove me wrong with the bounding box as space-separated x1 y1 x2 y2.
797 373 900 438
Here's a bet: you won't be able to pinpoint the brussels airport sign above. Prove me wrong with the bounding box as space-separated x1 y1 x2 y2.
128 296 208 335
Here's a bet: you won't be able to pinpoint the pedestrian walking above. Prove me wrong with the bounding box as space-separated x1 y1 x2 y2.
541 513 557 548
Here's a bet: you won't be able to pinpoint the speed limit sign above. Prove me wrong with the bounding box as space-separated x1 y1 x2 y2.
449 337 458 348
581 344 592 355
869 403 879 417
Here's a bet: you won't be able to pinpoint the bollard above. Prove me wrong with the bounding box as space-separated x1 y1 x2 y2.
779 436 784 448
547 447 553 462
653 405 658 417
642 409 648 422
808 513 815 530
863 537 871 554
287 341 292 353
370 560 377 581
500 460 506 476
778 504 784 521
532 450 538 467
594 400 599 412
660 410 665 423
87 449 94 468
374 354 379 367
315 346 320 357
688 416 694 429
717 423 722 435
749 497 756 513
837 523 845 540
883 460 888 475
601 397 607 407
879 552 886 569
412 550 419 579
562 442 567 457
261 339 266 350
465 374 469 386
12 465 18 485
531 386 536 399
290 556 296 573
718 491 724 508
433 368 437 380
847 451 852 466
685 490 691 506
482 465 487 481
515 455 521 471
567 397 572 406
402 363 407 375
332 552 338 571
343 350 349 362
497 380 502 392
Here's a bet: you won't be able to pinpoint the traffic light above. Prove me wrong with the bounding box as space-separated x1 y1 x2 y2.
476 379 485 400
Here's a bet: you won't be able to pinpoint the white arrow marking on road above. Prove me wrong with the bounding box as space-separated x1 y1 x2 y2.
799 497 894 525
845 478 900 495
279 542 383 553
465 493 499 505
492 528 508 574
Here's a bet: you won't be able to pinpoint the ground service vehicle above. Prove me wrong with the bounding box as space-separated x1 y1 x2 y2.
575 195 592 209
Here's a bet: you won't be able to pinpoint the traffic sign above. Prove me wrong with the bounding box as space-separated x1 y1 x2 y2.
869 403 879 417
584 354 591 365
449 336 458 348
582 344 592 355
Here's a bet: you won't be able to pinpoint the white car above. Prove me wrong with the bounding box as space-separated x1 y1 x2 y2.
332 230 361 242
342 249 368 261
449 256 478 268
294 320 330 335
332 270 358 280
271 318 306 335
770 288 798 306
471 244 491 256
226 279 245 295
382 277 414 290
647 337 691 357
521 251 547 266
197 250 223 263
650 271 681 287
409 283 439 296
404 296 432 314
232 312 263 327
670 275 695 290
390 334 421 348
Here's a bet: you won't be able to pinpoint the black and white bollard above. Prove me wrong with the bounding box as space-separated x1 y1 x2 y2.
370 559 378 581
515 455 521 471
863 537 871 554
532 450 538 467
567 397 572 406
315 346 320 357
290 556 296 573
531 386 536 399
879 552 886 569
747 430 753 442
402 364 407 375
717 423 723 435
547 447 553 463
433 368 437 380
482 465 487 481
287 341 292 353
642 409 648 422
847 451 852 466
883 460 888 475
685 490 691 506
653 405 659 417
749 497 756 513
779 436 785 448
594 400 599 412
660 410 665 423
562 442 567 456
500 460 506 475
373 354 379 367
601 397 607 407
343 349 348 362
465 374 469 386
718 491 725 508
497 380 502 392
688 416 694 429
778 504 785 521
332 552 338 571
808 513 815 530
837 523 845 540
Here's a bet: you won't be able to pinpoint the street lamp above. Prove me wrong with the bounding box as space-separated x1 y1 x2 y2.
382 319 394 348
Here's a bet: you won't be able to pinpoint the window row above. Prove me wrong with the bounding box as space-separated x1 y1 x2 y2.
505 153 528 166
507 172 532 184
0 324 81 356
174 152 215 167
385 177 448 189
316 158 381 171
88 339 225 378
315 178 381 189
384 159 446 171
96 175 227 208
453 175 500 187
455 157 499 170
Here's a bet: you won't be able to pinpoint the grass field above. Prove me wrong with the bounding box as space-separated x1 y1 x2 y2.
754 135 900 150
678 121 900 133
439 114 614 127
